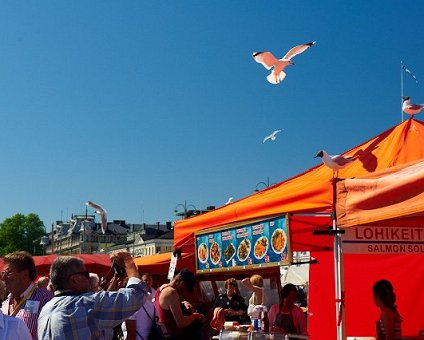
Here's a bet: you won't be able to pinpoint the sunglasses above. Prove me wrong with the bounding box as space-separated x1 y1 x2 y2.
0 270 17 278
68 271 90 279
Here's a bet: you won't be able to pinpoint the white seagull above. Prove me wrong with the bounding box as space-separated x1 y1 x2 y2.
402 96 424 116
253 41 316 84
86 201 108 234
314 150 357 176
225 197 234 205
262 129 282 143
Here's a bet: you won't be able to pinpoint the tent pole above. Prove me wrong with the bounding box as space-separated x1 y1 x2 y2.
332 177 345 340
333 213 344 340
401 61 404 123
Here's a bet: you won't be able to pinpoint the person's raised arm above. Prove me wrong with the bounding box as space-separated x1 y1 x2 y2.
241 277 264 298
166 288 205 328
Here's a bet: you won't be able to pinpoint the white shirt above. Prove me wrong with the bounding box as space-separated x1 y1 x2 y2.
123 287 156 340
0 309 32 340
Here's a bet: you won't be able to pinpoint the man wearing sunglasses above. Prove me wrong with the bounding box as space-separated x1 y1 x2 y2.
37 252 147 340
1 251 53 339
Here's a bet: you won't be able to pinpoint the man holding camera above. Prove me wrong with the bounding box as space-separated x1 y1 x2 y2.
37 252 147 340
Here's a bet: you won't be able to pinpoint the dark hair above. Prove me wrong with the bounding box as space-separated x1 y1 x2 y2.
50 256 85 291
225 277 238 289
280 283 298 304
373 279 398 313
4 251 37 281
176 268 196 292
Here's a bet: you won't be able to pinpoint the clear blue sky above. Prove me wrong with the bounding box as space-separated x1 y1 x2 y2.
1 1 423 228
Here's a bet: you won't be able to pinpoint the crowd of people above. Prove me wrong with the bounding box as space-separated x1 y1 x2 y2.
0 250 402 339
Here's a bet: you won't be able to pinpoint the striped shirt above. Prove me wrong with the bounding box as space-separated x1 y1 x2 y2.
1 283 53 340
376 308 402 340
37 277 147 340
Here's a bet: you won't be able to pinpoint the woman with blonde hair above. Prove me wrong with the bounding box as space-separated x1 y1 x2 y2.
242 274 267 306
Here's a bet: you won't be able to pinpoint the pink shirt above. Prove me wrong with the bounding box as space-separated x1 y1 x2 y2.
1 284 53 340
268 304 307 335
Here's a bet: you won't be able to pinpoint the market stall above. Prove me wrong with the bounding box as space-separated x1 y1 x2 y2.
173 118 424 339
336 159 424 336
0 254 113 277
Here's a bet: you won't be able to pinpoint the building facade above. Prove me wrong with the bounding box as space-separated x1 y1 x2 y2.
44 215 173 256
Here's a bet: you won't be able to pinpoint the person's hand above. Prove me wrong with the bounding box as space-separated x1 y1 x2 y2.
110 252 140 279
192 312 206 323
225 309 239 317
181 300 195 313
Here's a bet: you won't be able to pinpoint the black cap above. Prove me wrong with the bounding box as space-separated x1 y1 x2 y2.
178 268 196 292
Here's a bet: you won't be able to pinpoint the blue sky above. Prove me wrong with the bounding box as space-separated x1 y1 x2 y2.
1 1 423 228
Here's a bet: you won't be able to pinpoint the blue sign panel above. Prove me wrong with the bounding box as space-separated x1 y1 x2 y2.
195 215 290 273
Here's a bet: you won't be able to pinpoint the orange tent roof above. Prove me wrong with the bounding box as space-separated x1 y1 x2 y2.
133 252 194 274
336 158 424 227
174 118 424 252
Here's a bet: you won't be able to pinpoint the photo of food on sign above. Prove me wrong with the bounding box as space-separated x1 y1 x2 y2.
198 243 208 263
224 243 236 262
271 228 286 254
237 238 251 262
210 241 221 265
254 236 268 259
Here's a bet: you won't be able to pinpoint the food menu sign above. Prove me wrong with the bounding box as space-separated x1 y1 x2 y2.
195 215 290 273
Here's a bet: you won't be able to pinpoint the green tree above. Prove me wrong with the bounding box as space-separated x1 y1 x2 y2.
0 213 46 256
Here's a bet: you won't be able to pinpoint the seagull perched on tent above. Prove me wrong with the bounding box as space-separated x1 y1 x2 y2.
253 41 316 84
402 96 424 116
314 150 357 177
225 197 234 205
263 129 282 143
86 201 108 234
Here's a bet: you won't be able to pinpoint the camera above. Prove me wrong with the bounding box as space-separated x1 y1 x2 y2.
112 258 126 277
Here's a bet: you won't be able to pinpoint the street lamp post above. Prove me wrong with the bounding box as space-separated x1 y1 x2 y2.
40 236 49 255
174 200 198 219
254 177 276 192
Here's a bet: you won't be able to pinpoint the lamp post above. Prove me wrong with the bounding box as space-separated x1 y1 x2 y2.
40 236 49 255
254 177 276 192
174 200 198 219
79 219 92 254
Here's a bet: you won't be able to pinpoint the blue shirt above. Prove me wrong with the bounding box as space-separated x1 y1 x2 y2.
37 278 146 340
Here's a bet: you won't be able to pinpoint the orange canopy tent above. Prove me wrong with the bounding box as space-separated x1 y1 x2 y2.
336 158 424 227
335 159 424 336
174 118 424 254
133 252 194 274
173 118 424 339
0 254 113 277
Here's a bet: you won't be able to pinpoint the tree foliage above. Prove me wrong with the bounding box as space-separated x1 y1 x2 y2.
0 213 46 256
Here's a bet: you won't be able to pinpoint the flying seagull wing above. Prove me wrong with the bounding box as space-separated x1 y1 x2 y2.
262 134 272 143
86 201 108 234
283 41 316 60
253 52 279 70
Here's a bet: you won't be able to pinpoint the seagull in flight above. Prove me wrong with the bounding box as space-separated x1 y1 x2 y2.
402 96 424 116
263 129 282 143
253 41 316 84
314 150 357 176
225 197 234 205
86 201 108 234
